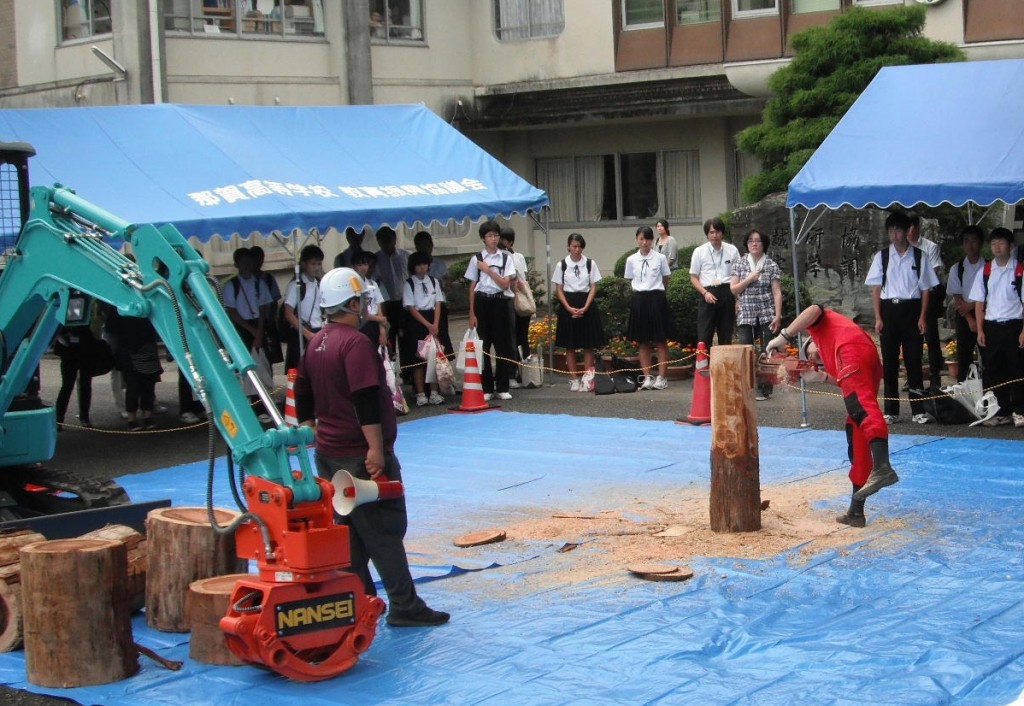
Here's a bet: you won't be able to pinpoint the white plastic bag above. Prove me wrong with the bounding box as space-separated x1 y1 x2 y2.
944 363 986 424
434 337 456 395
456 327 483 371
380 345 408 416
242 346 273 397
520 354 542 389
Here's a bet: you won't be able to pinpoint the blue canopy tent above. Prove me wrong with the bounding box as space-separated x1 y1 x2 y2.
0 102 548 243
784 58 1024 425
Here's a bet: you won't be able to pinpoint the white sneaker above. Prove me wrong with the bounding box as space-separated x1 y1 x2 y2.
428 392 444 405
569 379 581 392
179 412 201 424
1014 413 1024 428
153 402 169 415
483 393 493 401
912 413 934 425
509 379 522 389
497 392 513 401
639 375 655 390
416 393 429 407
652 376 668 390
883 415 899 425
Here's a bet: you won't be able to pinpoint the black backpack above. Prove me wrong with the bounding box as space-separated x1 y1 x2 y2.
909 386 976 425
879 245 923 293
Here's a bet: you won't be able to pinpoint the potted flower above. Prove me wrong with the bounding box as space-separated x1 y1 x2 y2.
601 336 640 361
944 340 958 380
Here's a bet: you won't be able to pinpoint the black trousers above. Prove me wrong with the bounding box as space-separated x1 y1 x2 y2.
737 322 773 397
980 319 1024 418
879 299 924 417
314 450 426 616
473 295 516 394
923 286 944 386
954 313 979 382
56 354 92 424
696 283 735 348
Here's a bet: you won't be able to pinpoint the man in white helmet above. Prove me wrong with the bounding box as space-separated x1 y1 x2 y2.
294 267 450 628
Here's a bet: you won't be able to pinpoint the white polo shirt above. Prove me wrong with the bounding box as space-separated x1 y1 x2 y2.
624 251 670 292
464 250 517 297
690 241 739 287
552 256 602 294
968 258 1024 321
864 245 939 299
402 274 445 310
946 257 984 304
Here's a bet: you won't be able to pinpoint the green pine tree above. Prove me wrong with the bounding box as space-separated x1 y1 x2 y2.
737 5 964 205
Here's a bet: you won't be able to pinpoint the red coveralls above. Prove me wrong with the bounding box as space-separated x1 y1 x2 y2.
807 308 887 486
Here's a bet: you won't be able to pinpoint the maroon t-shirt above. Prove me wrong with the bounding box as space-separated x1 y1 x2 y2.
295 322 397 457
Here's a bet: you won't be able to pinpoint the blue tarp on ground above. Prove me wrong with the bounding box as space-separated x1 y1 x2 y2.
787 58 1024 210
0 103 548 241
2 413 1024 705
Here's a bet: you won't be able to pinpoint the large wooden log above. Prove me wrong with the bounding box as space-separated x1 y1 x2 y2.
0 529 46 653
709 345 762 533
145 506 247 633
186 574 249 665
20 538 138 687
81 524 147 613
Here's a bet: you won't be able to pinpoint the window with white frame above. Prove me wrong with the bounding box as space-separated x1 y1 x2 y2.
370 0 424 42
163 0 326 39
791 0 839 12
622 0 664 29
495 0 564 40
60 0 111 41
732 0 778 19
676 0 720 25
536 150 701 224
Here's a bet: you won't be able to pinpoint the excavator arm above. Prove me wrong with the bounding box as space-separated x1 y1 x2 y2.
0 142 383 680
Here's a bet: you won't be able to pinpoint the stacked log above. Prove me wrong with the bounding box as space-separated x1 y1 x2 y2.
0 529 45 653
21 538 138 686
81 524 147 613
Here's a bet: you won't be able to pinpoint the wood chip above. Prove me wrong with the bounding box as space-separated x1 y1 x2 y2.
627 563 695 582
453 529 506 548
653 525 694 537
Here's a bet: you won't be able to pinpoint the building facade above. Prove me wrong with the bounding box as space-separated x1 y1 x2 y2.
2 0 1022 274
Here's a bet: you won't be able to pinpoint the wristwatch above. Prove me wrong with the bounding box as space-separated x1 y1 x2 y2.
780 328 797 344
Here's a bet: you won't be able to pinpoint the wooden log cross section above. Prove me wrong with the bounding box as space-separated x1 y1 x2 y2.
708 344 762 533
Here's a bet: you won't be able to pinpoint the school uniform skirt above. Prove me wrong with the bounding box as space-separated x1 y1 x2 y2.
627 289 672 343
400 309 436 367
554 291 605 350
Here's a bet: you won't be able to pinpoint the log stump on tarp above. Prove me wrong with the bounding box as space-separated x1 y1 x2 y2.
708 345 762 533
186 573 249 665
0 529 46 653
145 506 247 633
20 538 138 687
81 524 147 613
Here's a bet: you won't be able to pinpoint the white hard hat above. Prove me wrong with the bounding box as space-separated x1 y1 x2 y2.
319 267 365 309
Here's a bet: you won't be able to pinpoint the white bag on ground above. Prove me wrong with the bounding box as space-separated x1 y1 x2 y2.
943 363 987 424
456 327 483 371
520 353 542 388
242 346 273 397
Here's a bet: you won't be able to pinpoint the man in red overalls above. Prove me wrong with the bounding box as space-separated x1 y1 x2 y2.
767 304 899 527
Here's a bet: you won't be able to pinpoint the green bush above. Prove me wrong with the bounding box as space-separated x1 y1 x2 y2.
666 269 700 347
594 276 632 340
613 247 636 278
677 244 698 272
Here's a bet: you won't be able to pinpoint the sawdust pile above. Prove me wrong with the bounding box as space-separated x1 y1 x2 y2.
429 473 912 596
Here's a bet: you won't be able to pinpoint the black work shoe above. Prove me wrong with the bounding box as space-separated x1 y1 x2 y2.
386 606 450 628
854 465 899 500
836 512 866 528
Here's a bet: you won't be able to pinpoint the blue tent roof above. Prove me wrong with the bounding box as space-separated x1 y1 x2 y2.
787 59 1024 210
0 103 548 241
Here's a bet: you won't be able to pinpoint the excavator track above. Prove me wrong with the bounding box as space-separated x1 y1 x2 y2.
4 463 130 516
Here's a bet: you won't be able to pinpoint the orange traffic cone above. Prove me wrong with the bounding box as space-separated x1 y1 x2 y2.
284 368 299 427
450 341 497 413
679 342 711 425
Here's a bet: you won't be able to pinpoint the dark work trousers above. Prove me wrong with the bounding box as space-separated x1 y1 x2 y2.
514 313 531 363
381 300 403 352
737 321 773 398
954 312 979 382
979 319 1024 418
879 299 924 417
177 369 204 417
56 354 92 424
314 450 427 617
696 283 735 348
473 294 516 394
923 286 944 386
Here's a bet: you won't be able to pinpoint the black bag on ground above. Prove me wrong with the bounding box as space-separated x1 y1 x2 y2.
609 356 638 394
593 358 617 396
909 386 976 425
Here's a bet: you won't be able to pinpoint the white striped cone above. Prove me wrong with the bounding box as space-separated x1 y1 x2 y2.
284 368 299 426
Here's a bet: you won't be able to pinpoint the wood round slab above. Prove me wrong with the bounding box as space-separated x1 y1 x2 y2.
627 563 695 582
453 529 506 548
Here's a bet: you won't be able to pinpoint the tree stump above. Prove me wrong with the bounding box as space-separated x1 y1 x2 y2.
81 524 147 613
709 345 762 533
20 538 138 687
186 574 249 666
145 506 247 633
0 529 46 653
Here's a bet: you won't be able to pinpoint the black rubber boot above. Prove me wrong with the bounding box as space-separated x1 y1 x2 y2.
854 439 900 500
837 484 866 528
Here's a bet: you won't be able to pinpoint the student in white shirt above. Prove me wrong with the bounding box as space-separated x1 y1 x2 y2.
402 251 446 407
552 233 604 391
968 227 1024 427
945 225 985 382
689 217 740 349
282 244 324 371
625 225 672 390
908 212 946 387
352 251 389 348
465 220 518 400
